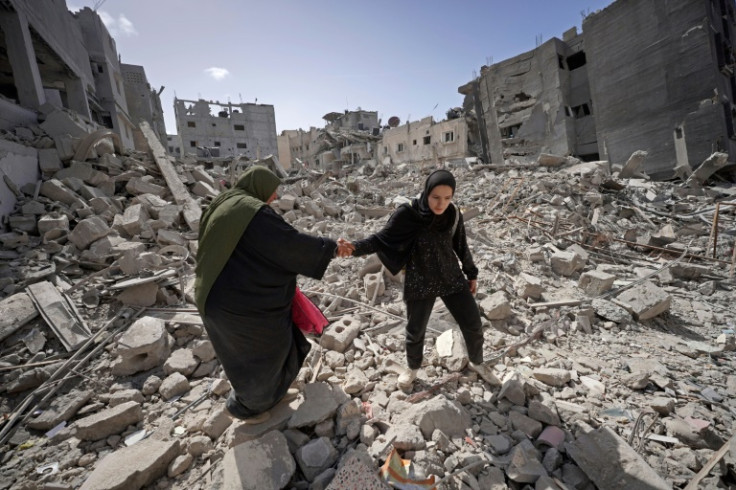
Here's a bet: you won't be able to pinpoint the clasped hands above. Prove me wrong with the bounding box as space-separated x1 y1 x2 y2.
336 238 355 258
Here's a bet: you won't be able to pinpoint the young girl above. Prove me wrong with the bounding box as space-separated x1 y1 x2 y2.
344 169 498 390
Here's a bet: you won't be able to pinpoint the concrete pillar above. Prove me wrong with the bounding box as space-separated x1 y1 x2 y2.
64 77 91 120
0 9 46 109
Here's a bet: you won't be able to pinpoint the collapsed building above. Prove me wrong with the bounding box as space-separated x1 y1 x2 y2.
460 0 736 178
278 110 381 171
0 1 165 221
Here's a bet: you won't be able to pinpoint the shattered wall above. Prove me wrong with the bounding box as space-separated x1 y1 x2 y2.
468 0 736 179
583 0 736 178
174 98 278 160
476 38 577 164
0 0 93 112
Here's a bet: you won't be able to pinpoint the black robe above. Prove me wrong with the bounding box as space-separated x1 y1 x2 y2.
202 206 336 418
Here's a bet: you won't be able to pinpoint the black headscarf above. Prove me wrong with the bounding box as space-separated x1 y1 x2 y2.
371 169 458 274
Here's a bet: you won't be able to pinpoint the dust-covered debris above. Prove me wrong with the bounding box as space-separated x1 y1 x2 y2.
0 114 735 490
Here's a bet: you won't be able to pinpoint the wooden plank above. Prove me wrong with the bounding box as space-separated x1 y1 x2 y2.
139 121 201 232
26 281 91 351
0 292 38 342
684 433 736 490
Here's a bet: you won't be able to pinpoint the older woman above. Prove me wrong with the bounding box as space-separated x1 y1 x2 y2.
195 165 347 423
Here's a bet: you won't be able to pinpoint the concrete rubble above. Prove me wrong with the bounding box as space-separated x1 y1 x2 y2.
0 115 735 490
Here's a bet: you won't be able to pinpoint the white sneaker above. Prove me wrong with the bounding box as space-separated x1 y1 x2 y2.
468 362 501 386
397 368 418 391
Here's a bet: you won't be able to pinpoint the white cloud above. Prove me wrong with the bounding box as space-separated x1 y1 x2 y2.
98 11 138 37
204 67 230 81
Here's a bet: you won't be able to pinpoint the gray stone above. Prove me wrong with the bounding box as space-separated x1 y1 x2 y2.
509 411 543 438
396 396 471 439
385 423 426 451
499 374 526 406
528 399 561 426
80 438 180 490
163 349 199 376
506 440 546 484
296 436 339 482
159 372 190 400
222 431 295 490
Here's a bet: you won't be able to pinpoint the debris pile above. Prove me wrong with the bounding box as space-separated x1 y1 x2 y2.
0 115 735 489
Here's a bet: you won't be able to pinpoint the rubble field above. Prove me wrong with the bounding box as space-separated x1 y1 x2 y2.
1 116 736 490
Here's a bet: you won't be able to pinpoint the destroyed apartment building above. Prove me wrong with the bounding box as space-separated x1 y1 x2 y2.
277 110 475 173
173 98 278 161
0 0 735 489
460 0 736 179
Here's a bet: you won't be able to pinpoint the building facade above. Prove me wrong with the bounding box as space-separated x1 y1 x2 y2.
381 116 469 168
174 98 278 159
463 0 736 178
121 63 167 149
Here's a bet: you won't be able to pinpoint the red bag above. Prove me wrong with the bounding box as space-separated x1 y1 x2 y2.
291 287 328 335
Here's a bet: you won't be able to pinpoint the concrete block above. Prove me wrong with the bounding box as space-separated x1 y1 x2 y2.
320 316 361 353
550 251 585 276
614 281 671 320
578 270 615 296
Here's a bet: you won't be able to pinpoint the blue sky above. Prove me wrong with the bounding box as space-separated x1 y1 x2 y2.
69 1 615 135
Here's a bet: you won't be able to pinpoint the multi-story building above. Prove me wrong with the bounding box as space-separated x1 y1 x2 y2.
174 98 277 159
462 0 736 178
380 116 469 168
73 7 136 149
121 63 167 149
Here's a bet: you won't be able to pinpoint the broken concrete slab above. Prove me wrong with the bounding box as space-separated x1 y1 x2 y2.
73 400 144 441
0 292 38 342
614 281 671 320
222 430 295 490
566 426 670 490
79 438 180 490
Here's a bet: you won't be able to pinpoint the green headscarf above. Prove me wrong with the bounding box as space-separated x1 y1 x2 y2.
194 165 281 315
